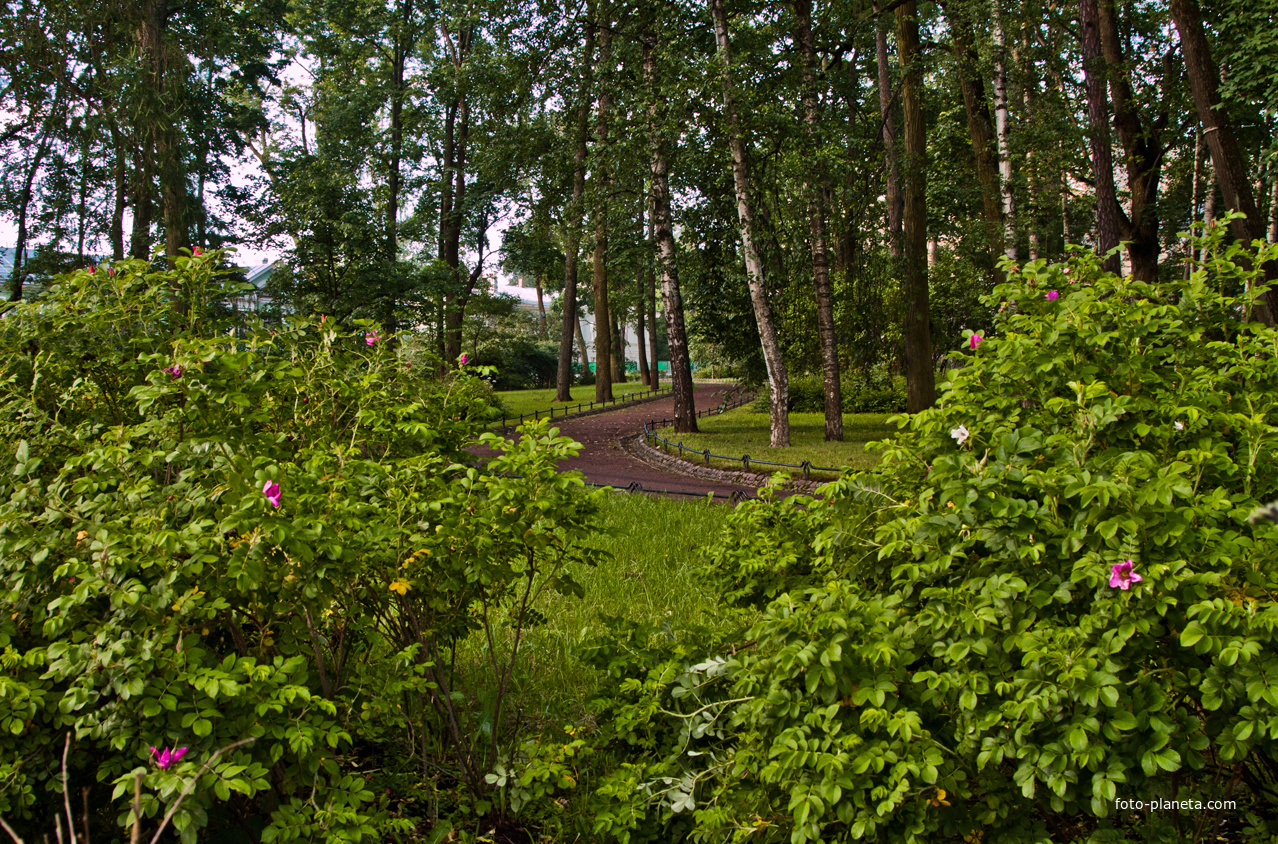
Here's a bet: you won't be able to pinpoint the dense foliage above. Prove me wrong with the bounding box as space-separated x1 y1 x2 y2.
0 255 604 841
579 230 1278 842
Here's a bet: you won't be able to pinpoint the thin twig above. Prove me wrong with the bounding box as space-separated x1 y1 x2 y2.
60 734 78 844
0 815 26 844
129 773 141 844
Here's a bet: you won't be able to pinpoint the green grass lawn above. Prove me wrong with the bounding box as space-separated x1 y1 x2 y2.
654 406 899 479
493 380 665 420
456 491 735 728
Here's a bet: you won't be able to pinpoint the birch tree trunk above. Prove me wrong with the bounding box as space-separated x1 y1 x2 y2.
711 0 788 445
637 196 651 387
643 22 696 432
646 197 660 390
993 0 1016 261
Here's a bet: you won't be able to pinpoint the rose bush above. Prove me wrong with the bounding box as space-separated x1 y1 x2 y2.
586 226 1278 843
0 253 602 841
705 227 1278 842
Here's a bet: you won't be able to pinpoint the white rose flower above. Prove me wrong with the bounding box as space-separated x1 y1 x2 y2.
950 425 969 445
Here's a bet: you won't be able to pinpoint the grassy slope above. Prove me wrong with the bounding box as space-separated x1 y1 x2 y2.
654 406 898 479
458 491 734 728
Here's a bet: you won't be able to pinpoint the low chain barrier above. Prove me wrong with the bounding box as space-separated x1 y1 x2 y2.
489 385 673 431
643 390 871 481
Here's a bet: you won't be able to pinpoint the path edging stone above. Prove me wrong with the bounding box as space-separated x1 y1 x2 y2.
625 433 824 496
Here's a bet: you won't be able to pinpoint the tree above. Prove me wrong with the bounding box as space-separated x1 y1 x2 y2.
1170 0 1278 320
555 3 598 401
794 0 842 441
711 0 789 447
643 15 696 432
895 0 935 411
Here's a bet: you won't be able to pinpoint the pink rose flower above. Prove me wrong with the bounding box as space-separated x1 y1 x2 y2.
262 480 282 508
1108 559 1143 590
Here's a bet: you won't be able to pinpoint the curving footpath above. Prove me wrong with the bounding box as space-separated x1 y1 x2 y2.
541 383 768 501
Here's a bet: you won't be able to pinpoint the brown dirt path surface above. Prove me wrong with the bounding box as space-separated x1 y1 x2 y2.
486 383 767 500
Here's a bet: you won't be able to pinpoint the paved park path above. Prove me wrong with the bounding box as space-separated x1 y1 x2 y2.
528 383 766 501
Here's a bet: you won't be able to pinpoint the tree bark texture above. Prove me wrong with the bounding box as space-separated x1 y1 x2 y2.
637 203 651 387
592 15 614 403
1098 0 1167 282
139 0 189 263
1079 0 1122 273
712 0 789 445
611 310 626 384
1170 0 1278 319
387 0 414 262
992 2 1016 261
9 131 50 301
643 23 695 431
795 0 842 441
443 95 472 360
646 234 660 390
896 0 935 412
944 1 1003 268
874 6 903 259
555 6 596 401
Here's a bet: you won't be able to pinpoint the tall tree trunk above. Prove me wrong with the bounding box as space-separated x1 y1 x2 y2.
874 4 903 258
1170 0 1277 320
944 1 1003 272
711 0 788 445
992 8 1016 259
130 137 154 259
575 316 591 371
993 1 1016 261
592 13 614 403
643 23 695 431
1079 0 1122 273
111 124 127 261
795 0 842 441
611 310 626 384
439 101 457 263
535 276 547 338
443 95 472 360
637 201 651 386
388 0 414 264
896 0 935 412
646 217 660 390
1099 0 1167 282
1262 164 1272 244
8 130 50 301
140 0 188 263
1201 179 1216 263
556 4 596 400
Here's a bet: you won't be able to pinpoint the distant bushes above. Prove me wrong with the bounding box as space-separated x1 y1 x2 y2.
753 368 907 414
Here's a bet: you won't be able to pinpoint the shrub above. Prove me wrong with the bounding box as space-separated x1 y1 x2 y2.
752 368 906 414
641 228 1278 842
0 254 603 841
